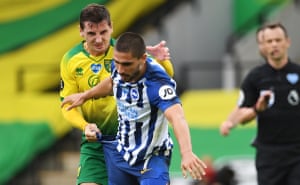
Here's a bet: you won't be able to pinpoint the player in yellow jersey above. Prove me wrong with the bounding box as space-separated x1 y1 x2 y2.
60 4 174 185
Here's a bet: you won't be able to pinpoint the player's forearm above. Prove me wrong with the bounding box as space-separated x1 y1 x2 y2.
165 104 193 155
173 119 193 156
227 107 256 127
61 105 88 131
85 77 113 99
239 107 256 124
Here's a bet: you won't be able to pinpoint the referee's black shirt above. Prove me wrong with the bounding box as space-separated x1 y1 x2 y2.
239 59 300 146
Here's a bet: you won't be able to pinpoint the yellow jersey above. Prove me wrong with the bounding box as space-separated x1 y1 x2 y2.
60 39 118 135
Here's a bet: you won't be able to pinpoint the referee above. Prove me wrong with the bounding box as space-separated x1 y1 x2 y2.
220 22 300 185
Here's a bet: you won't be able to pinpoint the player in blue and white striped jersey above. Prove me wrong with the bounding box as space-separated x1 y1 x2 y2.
62 32 207 185
111 55 178 166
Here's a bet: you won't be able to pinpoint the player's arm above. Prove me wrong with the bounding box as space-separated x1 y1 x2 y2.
254 90 272 112
156 59 174 77
146 40 174 77
61 104 100 140
164 103 207 180
60 55 90 131
220 91 271 136
61 105 89 131
83 76 113 99
61 77 113 111
220 107 256 136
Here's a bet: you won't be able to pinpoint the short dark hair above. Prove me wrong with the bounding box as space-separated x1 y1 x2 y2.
115 32 146 59
79 4 111 29
261 22 288 38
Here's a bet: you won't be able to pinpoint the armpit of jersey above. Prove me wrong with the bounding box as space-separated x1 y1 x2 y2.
158 85 176 100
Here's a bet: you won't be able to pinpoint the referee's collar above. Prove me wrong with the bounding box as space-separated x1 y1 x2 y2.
266 58 292 71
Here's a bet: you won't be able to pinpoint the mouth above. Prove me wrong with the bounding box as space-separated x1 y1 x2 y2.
119 74 131 82
94 44 104 50
270 50 279 56
120 74 129 78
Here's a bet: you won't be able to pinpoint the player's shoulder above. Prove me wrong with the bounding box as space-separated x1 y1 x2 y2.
145 57 169 78
61 42 85 63
145 58 176 89
240 63 268 85
248 63 269 75
287 60 300 71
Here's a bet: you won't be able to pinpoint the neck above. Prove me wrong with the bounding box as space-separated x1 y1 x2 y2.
268 56 288 69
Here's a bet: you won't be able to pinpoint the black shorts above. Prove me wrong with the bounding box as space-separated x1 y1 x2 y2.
255 144 300 185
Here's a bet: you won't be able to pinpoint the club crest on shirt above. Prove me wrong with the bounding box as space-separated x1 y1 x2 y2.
286 73 299 84
104 59 112 72
131 88 139 100
159 85 176 100
91 63 102 74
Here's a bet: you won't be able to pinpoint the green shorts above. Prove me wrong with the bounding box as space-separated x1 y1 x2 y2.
77 136 108 185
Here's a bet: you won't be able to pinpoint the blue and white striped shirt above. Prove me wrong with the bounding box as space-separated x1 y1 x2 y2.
111 57 180 165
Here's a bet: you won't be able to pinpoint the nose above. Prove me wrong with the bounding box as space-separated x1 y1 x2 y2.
95 34 102 43
117 64 125 74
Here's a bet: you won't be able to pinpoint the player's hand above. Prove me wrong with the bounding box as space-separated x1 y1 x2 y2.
61 92 86 111
220 120 233 136
255 90 272 112
146 40 170 61
84 123 101 141
181 152 207 180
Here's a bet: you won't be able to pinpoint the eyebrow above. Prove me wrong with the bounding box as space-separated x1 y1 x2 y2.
114 59 133 66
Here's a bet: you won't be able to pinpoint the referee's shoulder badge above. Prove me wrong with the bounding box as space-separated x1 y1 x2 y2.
159 85 176 100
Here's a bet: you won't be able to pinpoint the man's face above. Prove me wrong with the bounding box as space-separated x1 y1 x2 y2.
113 50 146 83
263 27 290 62
80 20 113 56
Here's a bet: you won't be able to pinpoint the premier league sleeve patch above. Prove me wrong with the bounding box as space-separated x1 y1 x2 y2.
60 79 64 90
158 85 176 100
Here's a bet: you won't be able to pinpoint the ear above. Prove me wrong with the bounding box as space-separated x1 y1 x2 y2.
141 53 147 63
79 25 84 37
80 31 84 37
286 37 291 48
110 21 114 33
